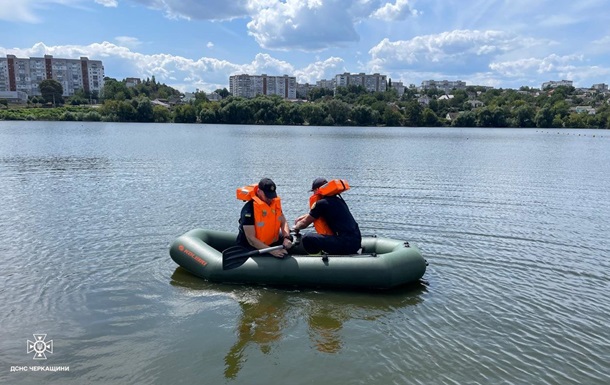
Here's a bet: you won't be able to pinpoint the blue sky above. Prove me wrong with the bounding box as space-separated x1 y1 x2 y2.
1 0 609 93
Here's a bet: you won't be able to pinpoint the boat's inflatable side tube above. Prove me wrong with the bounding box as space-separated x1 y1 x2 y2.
169 229 426 289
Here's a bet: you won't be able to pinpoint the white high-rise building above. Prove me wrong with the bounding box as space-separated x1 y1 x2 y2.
541 80 573 90
420 80 466 92
229 74 297 99
0 54 104 97
334 72 387 92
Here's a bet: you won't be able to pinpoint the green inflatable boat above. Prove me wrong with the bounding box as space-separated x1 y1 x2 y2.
169 229 427 290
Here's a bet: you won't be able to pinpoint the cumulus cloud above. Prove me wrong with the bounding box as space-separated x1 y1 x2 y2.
485 54 610 88
246 0 360 51
371 0 420 21
489 54 584 77
367 30 543 74
115 36 142 48
237 53 295 76
293 56 345 84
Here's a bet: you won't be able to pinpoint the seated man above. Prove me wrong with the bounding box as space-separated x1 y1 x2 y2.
236 178 292 258
293 178 361 255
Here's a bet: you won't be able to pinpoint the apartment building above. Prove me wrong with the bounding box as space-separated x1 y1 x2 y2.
541 80 573 90
420 80 466 92
316 79 336 90
229 74 297 99
334 72 387 92
389 80 406 97
0 54 104 97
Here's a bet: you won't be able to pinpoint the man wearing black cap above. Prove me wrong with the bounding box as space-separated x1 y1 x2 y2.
292 177 361 255
236 177 292 258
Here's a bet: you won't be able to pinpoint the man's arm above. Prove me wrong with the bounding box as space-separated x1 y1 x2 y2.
293 214 315 231
279 214 293 249
243 225 286 257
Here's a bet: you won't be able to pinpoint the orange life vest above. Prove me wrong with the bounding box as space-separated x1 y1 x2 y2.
309 179 350 235
237 184 282 245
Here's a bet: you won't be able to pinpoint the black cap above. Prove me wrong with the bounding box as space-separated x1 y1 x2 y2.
310 177 328 191
258 178 278 199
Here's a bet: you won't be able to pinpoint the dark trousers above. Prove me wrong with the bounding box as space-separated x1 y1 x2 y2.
301 233 361 255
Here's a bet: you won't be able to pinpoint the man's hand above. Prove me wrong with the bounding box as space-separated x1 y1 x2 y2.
283 237 293 250
270 247 287 258
294 215 307 225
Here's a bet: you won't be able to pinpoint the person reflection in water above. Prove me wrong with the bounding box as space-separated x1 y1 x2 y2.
224 293 288 379
307 309 344 354
223 292 346 379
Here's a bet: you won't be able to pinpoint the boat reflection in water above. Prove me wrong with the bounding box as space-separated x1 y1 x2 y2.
170 267 426 379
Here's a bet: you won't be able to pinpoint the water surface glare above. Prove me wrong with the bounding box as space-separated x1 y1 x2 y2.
1 122 609 384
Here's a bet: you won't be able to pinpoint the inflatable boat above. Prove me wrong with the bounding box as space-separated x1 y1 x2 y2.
169 229 426 290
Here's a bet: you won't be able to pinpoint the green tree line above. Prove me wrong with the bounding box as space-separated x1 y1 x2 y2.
1 78 609 129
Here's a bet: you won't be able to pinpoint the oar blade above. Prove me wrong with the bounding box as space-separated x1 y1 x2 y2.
222 246 252 270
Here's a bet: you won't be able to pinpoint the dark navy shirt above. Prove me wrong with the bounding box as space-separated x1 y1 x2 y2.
309 195 361 238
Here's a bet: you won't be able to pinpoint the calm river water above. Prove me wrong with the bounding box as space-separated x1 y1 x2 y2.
1 121 609 385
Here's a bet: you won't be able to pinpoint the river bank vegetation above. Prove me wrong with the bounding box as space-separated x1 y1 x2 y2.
1 77 609 129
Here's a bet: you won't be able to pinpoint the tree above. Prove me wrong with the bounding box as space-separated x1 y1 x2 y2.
117 101 137 122
218 98 253 124
173 104 197 123
422 108 440 126
535 107 554 128
308 87 334 102
153 105 171 123
135 97 154 122
325 99 351 125
452 111 477 127
512 105 535 127
403 100 423 126
215 88 230 98
350 105 377 126
39 79 64 106
301 103 326 126
382 105 403 126
101 77 131 101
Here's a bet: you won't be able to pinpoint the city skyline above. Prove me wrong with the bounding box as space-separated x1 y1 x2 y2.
1 0 609 93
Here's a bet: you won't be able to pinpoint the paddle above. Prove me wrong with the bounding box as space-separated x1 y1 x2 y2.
222 244 285 270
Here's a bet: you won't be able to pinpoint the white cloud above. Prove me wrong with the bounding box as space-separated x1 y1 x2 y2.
489 54 584 77
237 53 294 77
486 54 610 88
115 36 142 48
293 57 345 84
371 0 420 21
95 0 118 6
246 0 360 51
368 30 529 73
